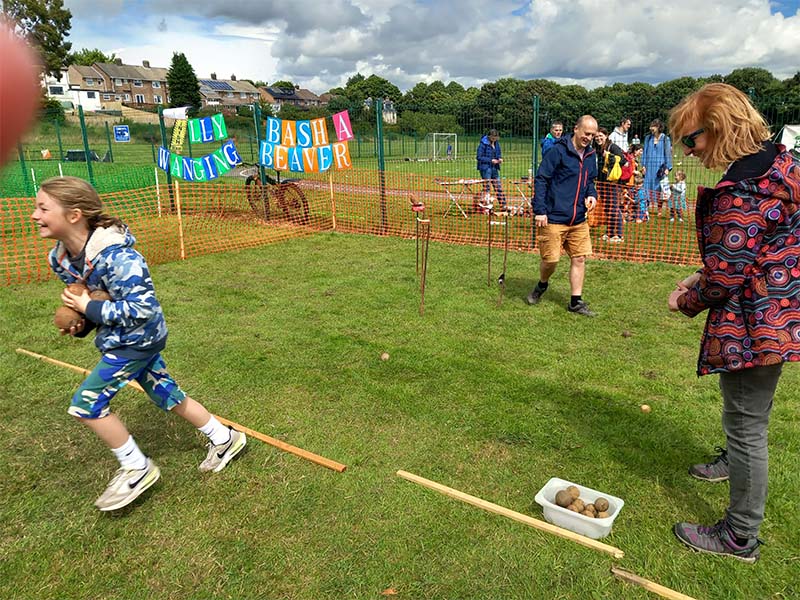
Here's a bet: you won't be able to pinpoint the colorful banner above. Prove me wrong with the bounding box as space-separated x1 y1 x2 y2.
169 119 187 154
156 140 242 181
188 114 228 144
259 110 353 172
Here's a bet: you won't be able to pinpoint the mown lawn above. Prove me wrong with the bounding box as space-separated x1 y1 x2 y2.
1 233 797 600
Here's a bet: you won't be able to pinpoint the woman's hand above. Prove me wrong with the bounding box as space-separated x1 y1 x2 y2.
668 288 685 312
677 272 701 291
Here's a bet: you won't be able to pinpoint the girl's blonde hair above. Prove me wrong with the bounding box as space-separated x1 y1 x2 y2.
668 83 770 170
675 169 686 181
39 176 124 229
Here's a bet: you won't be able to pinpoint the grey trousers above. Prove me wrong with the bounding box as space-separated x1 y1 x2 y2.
719 363 783 538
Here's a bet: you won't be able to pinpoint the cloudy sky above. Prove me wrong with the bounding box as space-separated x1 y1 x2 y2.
64 0 800 93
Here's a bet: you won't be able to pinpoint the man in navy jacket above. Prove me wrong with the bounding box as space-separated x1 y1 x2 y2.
476 129 506 208
528 115 599 316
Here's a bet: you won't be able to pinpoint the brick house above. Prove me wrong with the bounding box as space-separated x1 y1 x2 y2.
258 86 323 111
198 73 261 107
69 59 168 108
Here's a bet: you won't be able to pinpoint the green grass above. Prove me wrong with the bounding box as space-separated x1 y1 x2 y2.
2 233 798 600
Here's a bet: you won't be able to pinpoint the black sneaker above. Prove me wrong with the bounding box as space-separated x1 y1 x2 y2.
689 446 729 482
567 300 596 317
526 287 544 305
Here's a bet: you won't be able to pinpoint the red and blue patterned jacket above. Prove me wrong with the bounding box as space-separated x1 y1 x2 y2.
678 145 800 375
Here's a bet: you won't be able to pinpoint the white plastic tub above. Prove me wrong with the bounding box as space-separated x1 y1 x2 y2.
534 477 624 539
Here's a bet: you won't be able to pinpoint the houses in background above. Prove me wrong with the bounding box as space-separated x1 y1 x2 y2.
43 59 329 115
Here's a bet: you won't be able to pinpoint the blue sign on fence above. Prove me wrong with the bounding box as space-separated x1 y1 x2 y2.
113 125 130 143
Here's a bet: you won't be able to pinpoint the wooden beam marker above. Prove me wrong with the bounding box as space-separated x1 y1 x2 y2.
397 470 624 559
611 567 698 600
16 348 346 472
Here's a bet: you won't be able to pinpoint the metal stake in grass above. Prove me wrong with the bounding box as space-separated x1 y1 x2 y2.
16 348 346 472
487 209 510 304
396 469 624 559
417 217 431 316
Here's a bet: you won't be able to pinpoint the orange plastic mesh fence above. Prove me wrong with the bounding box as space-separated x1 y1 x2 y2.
1 169 700 287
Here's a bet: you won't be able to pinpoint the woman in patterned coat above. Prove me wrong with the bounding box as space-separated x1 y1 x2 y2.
667 83 800 563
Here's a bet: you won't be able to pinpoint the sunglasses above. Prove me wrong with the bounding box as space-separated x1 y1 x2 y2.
681 128 705 149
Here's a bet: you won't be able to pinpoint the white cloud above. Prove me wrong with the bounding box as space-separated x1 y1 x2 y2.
64 0 800 93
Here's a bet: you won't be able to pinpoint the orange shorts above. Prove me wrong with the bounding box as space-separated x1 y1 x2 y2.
536 221 593 262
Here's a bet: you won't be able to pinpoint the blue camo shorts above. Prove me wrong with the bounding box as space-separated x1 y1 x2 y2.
69 352 186 419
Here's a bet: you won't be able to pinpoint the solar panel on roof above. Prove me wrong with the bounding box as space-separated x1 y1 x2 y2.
199 80 233 91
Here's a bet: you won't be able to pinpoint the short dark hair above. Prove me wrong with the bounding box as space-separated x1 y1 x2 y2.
649 118 664 133
620 116 631 125
488 128 499 137
551 120 563 128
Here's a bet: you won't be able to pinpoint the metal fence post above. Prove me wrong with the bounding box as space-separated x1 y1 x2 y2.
78 105 95 185
104 121 114 163
376 99 387 233
55 119 64 161
158 106 175 210
17 143 33 197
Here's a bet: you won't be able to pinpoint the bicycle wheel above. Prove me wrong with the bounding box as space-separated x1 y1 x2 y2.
246 182 270 220
276 183 309 224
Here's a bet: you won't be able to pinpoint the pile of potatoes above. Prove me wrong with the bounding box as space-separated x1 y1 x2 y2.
554 485 610 519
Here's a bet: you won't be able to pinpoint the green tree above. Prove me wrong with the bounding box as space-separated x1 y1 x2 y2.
724 67 780 97
271 80 295 91
166 52 202 117
4 0 72 78
68 47 115 66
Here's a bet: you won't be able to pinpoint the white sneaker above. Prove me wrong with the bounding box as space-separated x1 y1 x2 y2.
199 427 247 473
94 459 161 511
601 234 609 241
670 218 675 222
610 235 622 243
679 218 684 222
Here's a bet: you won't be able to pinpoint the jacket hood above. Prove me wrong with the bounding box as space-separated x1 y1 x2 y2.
53 224 135 265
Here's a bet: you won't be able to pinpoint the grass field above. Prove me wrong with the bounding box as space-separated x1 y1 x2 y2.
2 233 798 600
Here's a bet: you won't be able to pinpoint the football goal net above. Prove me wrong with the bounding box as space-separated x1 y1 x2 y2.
419 133 457 161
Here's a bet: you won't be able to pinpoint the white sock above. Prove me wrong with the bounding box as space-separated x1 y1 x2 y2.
199 416 231 446
112 435 148 471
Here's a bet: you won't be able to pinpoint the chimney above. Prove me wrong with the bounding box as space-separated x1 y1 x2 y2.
210 72 216 80
142 60 150 68
295 84 300 89
114 58 123 66
230 74 236 81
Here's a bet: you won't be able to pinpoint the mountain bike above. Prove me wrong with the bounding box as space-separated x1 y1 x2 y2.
239 165 309 224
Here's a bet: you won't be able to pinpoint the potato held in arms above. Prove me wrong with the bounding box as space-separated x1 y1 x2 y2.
54 305 82 329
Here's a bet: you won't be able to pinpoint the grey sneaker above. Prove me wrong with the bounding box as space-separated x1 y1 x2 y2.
674 520 762 563
199 427 247 473
689 446 729 482
94 459 161 511
526 287 545 305
567 300 596 317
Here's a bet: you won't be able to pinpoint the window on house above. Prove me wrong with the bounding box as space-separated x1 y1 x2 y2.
87 91 96 99
85 78 94 86
152 81 161 88
124 93 130 101
115 78 123 86
154 95 163 104
49 86 64 95
240 92 247 99
227 92 234 97
103 94 112 100
133 80 143 87
135 94 144 103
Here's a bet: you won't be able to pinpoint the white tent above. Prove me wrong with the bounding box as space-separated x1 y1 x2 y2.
778 124 800 154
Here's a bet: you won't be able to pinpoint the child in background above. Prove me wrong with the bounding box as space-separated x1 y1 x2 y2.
31 176 246 512
670 170 688 222
634 174 650 222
